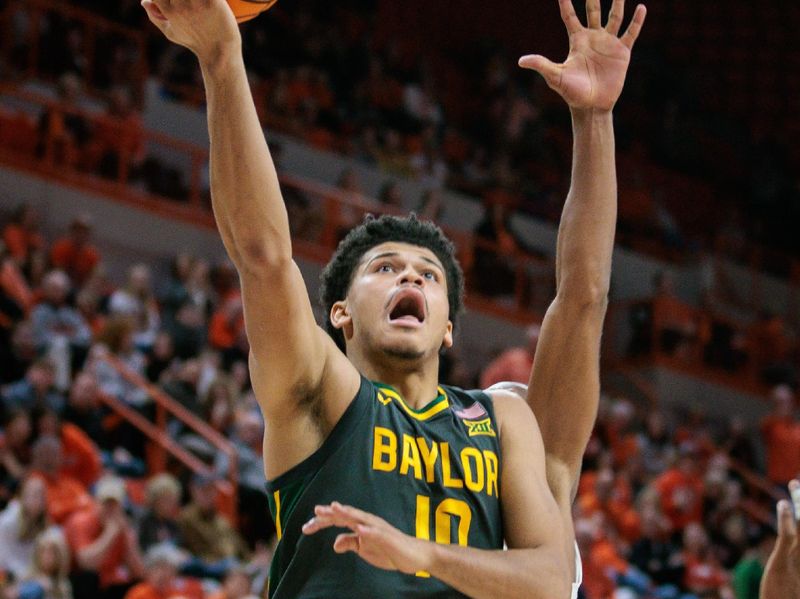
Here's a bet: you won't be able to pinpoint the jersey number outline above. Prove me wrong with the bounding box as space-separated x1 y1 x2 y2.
414 495 472 577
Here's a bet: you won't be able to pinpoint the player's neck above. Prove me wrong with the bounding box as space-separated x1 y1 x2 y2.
351 353 441 409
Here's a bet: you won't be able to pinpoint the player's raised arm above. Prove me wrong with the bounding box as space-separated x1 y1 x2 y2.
520 0 645 535
142 0 359 442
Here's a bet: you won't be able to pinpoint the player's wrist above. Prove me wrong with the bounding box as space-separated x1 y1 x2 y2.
197 39 243 78
569 106 614 122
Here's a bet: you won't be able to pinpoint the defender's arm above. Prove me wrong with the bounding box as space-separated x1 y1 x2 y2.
519 0 645 510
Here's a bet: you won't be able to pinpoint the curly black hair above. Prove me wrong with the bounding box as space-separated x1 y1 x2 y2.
319 214 465 352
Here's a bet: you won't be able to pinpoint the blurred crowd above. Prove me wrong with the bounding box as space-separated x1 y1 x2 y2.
0 205 273 599
2 203 799 599
2 0 798 263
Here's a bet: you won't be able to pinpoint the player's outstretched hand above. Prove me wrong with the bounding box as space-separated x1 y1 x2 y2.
519 0 646 112
761 479 800 599
141 0 241 69
303 502 429 574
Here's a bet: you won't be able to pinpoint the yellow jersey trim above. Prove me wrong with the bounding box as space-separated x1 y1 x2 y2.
273 490 283 540
374 383 450 421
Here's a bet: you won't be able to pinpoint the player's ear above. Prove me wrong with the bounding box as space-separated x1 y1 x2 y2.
330 300 352 334
442 320 453 349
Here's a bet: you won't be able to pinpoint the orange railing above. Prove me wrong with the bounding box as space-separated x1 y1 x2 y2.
603 295 779 397
97 354 239 524
0 84 554 322
1 0 148 103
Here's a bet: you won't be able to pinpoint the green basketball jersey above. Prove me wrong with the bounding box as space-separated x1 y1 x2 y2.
265 376 504 598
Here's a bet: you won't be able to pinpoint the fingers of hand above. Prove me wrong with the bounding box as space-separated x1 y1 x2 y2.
777 500 798 547
620 4 647 49
586 0 602 28
605 0 625 35
333 529 373 554
518 55 562 88
558 0 583 35
302 503 375 535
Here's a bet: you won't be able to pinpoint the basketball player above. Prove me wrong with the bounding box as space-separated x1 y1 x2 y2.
142 0 645 596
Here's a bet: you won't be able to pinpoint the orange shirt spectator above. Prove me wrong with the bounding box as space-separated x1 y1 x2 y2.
60 422 102 488
124 578 204 599
479 325 538 389
760 414 800 485
49 216 101 286
30 471 93 525
2 217 44 265
654 464 704 531
209 292 244 351
66 506 130 588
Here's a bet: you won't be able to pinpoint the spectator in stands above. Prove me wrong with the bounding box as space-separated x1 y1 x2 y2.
123 543 202 599
35 408 101 489
2 204 45 281
28 436 92 525
628 505 685 593
89 317 148 408
732 527 774 599
65 475 144 599
208 567 257 599
0 320 38 385
1 238 34 317
158 254 194 327
760 384 800 486
177 474 247 576
166 303 206 360
654 443 705 532
472 197 539 301
109 264 161 351
0 476 48 581
137 474 182 553
145 332 176 383
2 359 63 414
208 293 245 365
96 86 145 181
0 410 33 498
49 215 100 287
161 359 201 418
37 73 90 169
682 522 731 595
215 410 269 546
62 372 106 450
17 527 73 599
479 323 539 389
75 287 106 338
638 410 673 479
31 270 91 389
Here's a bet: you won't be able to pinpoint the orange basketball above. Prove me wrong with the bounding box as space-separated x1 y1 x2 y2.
226 0 278 23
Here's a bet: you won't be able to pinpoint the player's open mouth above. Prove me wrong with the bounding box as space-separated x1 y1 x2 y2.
388 288 426 326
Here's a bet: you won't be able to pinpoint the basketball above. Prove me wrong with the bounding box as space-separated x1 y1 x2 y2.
226 0 278 23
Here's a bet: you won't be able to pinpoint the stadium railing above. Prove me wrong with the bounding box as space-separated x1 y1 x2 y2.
1 0 148 104
0 84 555 324
96 353 239 524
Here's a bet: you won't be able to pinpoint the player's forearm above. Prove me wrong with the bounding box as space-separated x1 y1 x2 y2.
199 48 292 272
425 544 570 599
554 109 616 306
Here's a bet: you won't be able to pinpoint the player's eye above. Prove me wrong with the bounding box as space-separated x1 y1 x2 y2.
422 271 437 281
377 263 394 273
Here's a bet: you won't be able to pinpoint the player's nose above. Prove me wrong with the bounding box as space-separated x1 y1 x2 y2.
398 266 424 286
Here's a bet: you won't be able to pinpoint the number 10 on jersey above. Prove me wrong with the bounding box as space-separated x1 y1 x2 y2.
414 495 473 577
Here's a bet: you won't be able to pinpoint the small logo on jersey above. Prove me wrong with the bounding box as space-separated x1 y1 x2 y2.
464 418 496 437
454 402 488 420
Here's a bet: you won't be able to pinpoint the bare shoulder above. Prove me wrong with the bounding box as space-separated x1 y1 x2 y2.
484 386 541 448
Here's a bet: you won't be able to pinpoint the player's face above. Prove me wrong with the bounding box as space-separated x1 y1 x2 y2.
332 242 453 362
